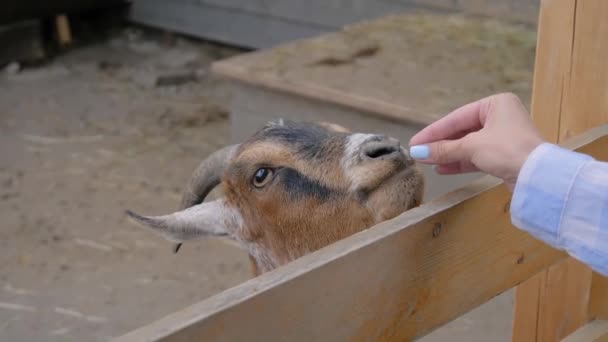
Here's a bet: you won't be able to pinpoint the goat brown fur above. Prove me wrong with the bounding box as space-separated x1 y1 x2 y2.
127 120 424 275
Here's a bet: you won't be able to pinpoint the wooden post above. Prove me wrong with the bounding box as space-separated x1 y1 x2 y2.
55 14 72 47
590 275 608 320
113 127 608 342
513 0 608 341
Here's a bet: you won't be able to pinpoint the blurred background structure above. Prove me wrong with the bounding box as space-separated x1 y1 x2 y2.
129 0 539 48
0 1 539 341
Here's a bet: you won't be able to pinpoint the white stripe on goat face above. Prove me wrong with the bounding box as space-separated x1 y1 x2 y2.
341 133 376 190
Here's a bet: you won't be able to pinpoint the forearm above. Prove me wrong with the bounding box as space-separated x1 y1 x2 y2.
511 143 608 275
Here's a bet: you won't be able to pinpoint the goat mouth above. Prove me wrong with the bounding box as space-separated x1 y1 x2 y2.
386 163 416 182
357 162 416 198
363 144 400 159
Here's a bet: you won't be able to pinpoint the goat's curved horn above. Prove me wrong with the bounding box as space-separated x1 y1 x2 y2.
126 200 230 242
180 144 239 210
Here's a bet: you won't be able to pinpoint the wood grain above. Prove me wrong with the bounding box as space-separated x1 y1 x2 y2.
528 0 575 144
590 275 608 320
559 0 608 141
514 1 608 340
513 2 577 334
566 0 608 329
513 271 543 341
115 127 608 342
537 259 592 341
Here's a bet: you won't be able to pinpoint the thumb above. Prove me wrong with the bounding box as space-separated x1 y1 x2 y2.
409 139 470 165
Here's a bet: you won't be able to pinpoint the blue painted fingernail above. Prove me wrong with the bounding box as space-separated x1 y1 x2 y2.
409 145 430 159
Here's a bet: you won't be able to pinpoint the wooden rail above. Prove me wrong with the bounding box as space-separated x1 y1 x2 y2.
513 1 608 340
117 1 608 340
115 126 608 341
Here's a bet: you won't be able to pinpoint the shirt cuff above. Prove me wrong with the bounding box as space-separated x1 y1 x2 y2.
510 143 593 247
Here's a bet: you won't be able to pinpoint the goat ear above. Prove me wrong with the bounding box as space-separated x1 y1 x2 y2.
126 200 235 242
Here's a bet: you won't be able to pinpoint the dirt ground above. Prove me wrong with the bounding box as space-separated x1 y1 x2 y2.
0 17 534 341
0 28 253 341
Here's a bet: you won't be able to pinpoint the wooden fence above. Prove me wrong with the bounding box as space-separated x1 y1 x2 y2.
116 1 608 340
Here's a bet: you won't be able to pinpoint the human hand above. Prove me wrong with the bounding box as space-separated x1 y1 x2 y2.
409 93 544 190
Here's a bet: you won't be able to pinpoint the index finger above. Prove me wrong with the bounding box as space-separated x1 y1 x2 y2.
410 98 485 146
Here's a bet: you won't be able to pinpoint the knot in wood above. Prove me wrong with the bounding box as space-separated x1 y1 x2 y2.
432 222 443 238
503 200 511 213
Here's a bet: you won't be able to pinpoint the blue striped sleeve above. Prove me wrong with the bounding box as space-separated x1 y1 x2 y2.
511 143 608 275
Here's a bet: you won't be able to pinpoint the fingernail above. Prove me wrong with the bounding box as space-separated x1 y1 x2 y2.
409 145 430 159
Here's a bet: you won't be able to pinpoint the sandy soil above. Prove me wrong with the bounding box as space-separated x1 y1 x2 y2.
0 28 251 341
0 15 534 341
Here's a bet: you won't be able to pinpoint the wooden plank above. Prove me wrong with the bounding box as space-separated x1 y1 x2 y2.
514 0 608 340
214 57 443 126
513 271 543 341
536 259 592 341
568 0 608 327
512 0 569 336
212 13 536 126
559 0 608 141
527 0 575 143
114 126 608 342
590 275 608 320
55 14 72 47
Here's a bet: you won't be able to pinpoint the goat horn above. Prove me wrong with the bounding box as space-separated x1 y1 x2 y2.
126 199 230 242
173 144 238 254
180 144 239 210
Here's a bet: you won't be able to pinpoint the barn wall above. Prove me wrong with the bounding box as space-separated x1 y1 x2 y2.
0 1 125 25
129 0 539 48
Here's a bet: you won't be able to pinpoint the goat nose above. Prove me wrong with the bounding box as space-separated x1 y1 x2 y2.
361 137 402 160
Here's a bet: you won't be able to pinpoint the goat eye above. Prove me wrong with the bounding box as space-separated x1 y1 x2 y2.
253 168 273 188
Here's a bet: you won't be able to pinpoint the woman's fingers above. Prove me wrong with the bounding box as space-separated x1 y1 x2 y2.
433 162 479 175
408 93 543 189
409 138 472 165
409 99 485 146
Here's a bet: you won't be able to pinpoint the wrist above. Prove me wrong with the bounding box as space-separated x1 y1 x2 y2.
505 138 544 190
518 138 544 170
509 139 544 188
